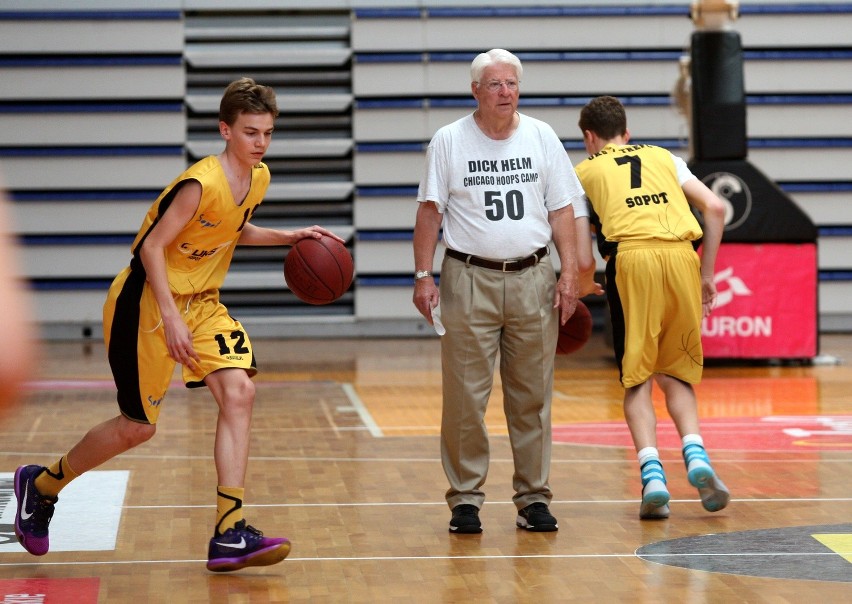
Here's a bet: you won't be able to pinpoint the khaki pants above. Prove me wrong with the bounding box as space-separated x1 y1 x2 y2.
438 252 558 510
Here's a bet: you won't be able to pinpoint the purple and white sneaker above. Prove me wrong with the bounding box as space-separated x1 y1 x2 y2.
206 520 290 572
14 465 57 556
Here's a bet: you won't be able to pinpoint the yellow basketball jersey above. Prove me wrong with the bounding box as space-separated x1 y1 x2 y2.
129 156 270 295
575 144 702 249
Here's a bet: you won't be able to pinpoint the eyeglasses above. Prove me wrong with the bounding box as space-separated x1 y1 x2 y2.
479 79 519 93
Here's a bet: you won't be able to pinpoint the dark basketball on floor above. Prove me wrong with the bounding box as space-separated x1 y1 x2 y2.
556 300 592 355
284 235 354 305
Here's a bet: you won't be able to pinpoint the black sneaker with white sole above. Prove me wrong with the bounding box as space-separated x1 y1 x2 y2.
516 502 558 532
449 504 482 534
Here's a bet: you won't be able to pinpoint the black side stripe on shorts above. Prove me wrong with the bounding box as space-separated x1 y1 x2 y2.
605 253 627 384
109 266 148 423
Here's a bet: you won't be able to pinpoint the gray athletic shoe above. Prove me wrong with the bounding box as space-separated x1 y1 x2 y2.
698 474 731 512
640 479 671 520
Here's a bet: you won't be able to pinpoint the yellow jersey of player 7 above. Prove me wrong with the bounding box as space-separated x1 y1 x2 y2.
575 143 703 246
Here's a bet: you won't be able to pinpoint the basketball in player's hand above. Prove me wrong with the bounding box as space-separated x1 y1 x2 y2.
556 300 592 355
284 235 354 305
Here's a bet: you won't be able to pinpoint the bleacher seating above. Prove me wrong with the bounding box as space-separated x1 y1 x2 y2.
2 1 851 337
350 2 852 333
0 7 185 337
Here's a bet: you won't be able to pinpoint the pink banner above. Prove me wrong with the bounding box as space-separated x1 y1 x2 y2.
0 578 99 604
701 242 817 358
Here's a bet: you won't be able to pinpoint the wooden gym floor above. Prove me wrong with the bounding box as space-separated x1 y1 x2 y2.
1 331 850 602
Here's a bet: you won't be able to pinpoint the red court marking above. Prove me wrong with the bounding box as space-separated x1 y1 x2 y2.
553 416 852 452
0 578 99 604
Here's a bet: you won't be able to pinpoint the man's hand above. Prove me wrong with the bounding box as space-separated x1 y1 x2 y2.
413 277 439 324
553 273 580 325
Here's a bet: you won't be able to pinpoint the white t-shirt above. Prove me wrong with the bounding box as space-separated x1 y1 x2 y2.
417 113 587 259
672 152 697 185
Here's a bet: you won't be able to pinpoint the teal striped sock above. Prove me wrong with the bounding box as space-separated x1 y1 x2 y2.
640 459 666 489
683 443 714 487
683 442 710 466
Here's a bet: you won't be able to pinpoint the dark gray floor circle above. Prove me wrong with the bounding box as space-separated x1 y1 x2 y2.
636 523 852 583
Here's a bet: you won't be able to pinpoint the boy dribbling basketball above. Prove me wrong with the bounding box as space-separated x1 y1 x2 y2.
13 78 344 571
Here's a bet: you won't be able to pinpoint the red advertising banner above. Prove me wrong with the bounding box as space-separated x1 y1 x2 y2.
701 242 817 359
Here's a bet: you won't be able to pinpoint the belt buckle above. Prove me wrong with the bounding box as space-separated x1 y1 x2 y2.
502 259 512 272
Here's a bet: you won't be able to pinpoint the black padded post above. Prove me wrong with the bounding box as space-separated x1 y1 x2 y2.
690 30 747 161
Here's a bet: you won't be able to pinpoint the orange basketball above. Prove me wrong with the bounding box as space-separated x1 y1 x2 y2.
284 235 354 305
556 300 592 355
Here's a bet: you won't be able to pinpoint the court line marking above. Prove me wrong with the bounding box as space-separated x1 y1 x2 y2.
6 419 852 433
1 450 850 463
316 397 342 439
2 550 850 569
119 496 852 510
341 382 383 437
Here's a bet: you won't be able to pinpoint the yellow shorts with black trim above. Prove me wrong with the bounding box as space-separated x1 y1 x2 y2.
103 266 257 424
608 240 704 388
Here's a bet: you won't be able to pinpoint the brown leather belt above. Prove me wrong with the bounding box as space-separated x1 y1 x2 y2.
445 246 549 272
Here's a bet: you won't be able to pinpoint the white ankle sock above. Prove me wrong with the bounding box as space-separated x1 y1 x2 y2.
682 434 704 448
637 447 660 467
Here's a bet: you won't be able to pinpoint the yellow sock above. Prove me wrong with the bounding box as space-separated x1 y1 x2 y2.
34 455 79 499
215 486 245 536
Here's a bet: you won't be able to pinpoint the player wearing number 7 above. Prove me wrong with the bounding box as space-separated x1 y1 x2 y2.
13 78 343 569
575 95 729 519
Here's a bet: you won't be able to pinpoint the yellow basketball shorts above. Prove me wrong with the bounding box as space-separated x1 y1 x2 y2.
103 266 257 424
606 240 704 388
